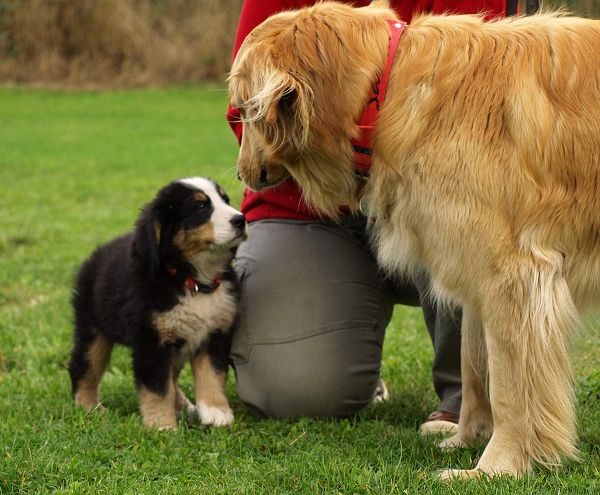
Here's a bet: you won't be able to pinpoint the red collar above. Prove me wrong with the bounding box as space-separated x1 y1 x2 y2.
166 265 221 295
351 20 406 178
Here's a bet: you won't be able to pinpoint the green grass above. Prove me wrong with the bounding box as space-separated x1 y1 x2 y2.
0 87 599 494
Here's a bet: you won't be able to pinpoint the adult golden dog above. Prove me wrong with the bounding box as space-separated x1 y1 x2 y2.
228 0 600 479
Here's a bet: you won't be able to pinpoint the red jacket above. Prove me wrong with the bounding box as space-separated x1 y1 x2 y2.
228 0 508 222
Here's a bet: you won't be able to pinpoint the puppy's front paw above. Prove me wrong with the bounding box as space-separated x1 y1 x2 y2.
196 402 234 427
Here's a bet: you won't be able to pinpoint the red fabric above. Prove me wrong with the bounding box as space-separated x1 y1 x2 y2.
228 0 507 222
352 20 406 173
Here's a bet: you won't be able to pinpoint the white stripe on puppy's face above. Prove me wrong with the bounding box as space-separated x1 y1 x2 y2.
178 177 246 249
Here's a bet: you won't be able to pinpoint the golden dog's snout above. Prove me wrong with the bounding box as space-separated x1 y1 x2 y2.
237 159 290 191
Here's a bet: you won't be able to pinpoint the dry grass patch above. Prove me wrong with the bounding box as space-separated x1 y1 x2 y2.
0 0 242 88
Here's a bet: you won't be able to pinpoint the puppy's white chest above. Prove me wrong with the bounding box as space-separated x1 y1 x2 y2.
152 283 237 354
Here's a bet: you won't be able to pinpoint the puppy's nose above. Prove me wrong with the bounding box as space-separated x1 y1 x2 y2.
230 214 246 233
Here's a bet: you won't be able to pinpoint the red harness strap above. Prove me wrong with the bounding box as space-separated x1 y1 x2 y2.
351 19 406 177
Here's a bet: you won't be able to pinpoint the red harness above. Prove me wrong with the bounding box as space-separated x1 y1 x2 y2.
351 20 406 178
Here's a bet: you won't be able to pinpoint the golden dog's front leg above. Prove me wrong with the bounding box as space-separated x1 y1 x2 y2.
442 265 579 479
444 334 535 478
439 323 533 480
438 305 493 452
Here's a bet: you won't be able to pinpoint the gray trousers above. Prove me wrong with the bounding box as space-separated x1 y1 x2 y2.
230 215 461 419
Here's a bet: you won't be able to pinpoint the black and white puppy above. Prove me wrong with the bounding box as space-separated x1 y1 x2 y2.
68 177 246 429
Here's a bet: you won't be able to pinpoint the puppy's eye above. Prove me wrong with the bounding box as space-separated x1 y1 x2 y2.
196 200 209 210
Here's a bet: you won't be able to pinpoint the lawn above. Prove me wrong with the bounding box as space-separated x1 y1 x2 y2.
0 87 598 494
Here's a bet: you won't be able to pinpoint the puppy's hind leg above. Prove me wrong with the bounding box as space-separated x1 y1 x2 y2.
134 346 177 430
69 327 113 411
439 304 493 452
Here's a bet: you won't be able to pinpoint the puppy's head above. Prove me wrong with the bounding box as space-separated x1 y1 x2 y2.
228 2 393 218
132 178 246 275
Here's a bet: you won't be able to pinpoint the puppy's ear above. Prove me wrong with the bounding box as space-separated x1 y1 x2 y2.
131 207 162 275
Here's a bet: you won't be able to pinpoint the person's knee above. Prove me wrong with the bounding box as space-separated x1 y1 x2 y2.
234 344 379 419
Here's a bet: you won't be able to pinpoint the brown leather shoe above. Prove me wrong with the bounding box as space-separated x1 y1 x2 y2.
419 410 459 436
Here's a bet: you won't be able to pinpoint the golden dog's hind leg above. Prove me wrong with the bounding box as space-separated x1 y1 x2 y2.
439 305 493 452
442 260 579 479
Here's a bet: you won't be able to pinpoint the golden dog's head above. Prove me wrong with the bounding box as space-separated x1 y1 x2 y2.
228 1 394 218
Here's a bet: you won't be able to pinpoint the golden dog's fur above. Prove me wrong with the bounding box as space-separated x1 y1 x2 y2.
228 0 600 479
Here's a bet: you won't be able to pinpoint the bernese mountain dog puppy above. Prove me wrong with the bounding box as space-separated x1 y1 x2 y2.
68 177 246 429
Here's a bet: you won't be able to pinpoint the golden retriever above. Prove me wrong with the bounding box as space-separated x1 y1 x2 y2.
228 0 600 479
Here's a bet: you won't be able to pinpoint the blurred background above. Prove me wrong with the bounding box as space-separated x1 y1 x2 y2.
0 0 243 87
0 0 598 89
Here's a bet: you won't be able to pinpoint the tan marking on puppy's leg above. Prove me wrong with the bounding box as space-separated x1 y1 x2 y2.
138 380 177 430
191 349 233 427
74 334 113 411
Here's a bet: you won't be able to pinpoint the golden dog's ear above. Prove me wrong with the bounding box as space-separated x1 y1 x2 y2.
245 69 313 146
265 86 298 125
262 71 313 145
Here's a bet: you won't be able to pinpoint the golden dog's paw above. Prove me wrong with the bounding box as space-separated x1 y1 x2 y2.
437 468 482 481
437 434 471 451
